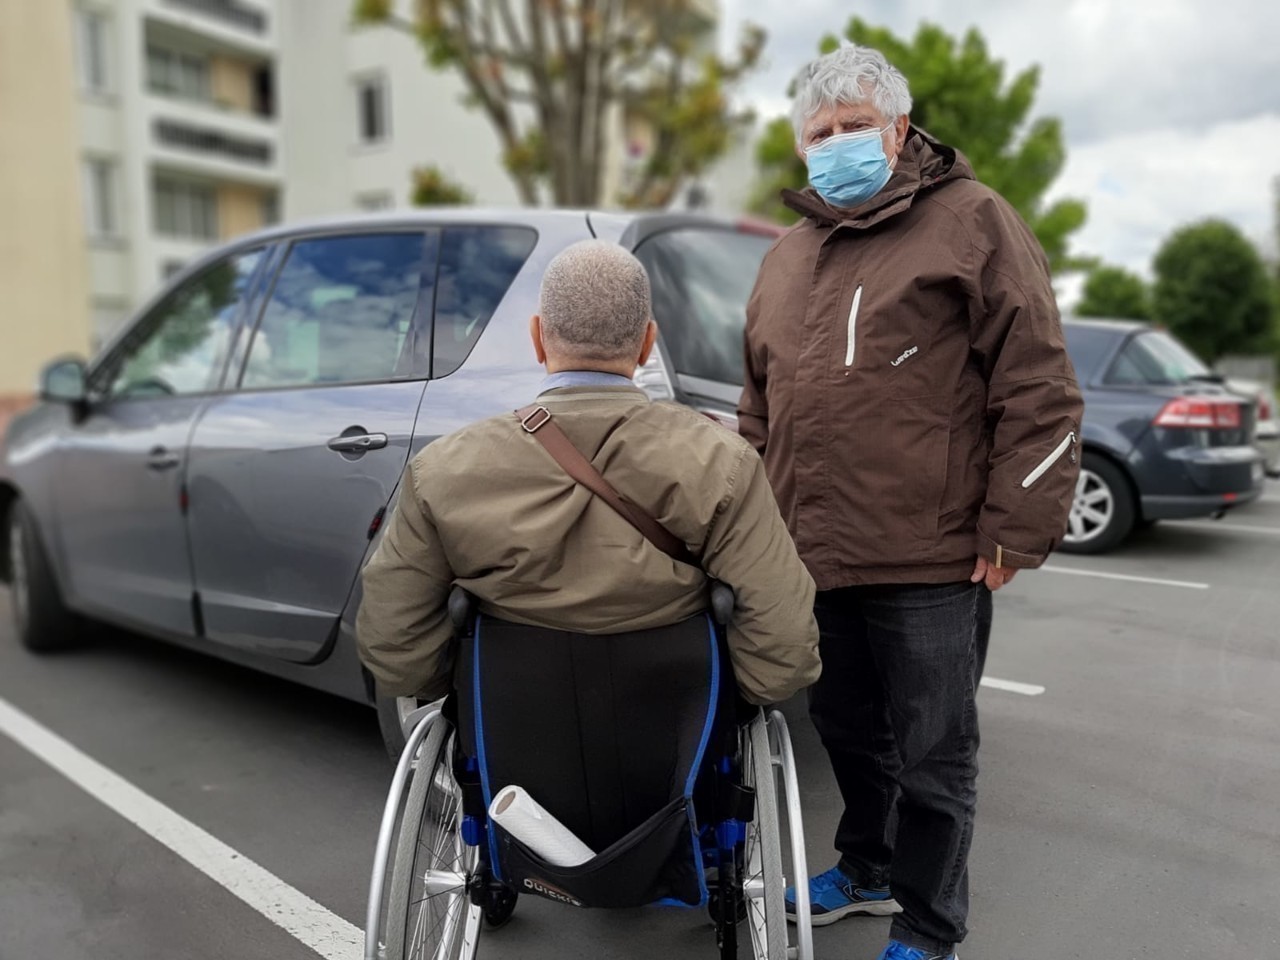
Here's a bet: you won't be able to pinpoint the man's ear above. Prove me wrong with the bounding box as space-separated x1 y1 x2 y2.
530 315 547 365
637 320 658 367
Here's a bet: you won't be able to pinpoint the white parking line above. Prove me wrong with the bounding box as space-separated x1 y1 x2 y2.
0 697 362 960
1164 520 1280 536
980 676 1046 696
1041 565 1210 590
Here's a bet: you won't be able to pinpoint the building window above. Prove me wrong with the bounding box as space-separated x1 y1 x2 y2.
84 157 120 239
355 76 389 144
154 177 219 241
261 191 280 226
147 46 211 102
75 8 112 94
356 192 394 211
162 260 187 281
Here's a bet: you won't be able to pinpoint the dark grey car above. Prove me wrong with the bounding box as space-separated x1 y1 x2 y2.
1056 318 1266 553
0 209 779 752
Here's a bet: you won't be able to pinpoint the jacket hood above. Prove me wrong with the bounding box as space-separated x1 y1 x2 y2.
782 126 976 228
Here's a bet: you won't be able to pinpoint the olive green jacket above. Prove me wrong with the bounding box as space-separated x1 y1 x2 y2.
356 386 821 705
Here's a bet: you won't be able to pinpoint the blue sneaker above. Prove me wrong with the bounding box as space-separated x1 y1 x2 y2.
875 941 957 960
784 864 901 926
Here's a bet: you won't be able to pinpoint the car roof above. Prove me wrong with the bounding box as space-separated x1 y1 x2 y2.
227 207 776 250
1061 315 1150 335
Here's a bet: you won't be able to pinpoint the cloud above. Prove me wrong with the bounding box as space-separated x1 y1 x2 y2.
1048 113 1280 274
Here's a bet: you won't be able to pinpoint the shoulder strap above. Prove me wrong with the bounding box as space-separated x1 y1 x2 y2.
514 404 698 567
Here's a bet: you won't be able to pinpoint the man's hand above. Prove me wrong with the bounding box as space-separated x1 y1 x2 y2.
971 556 1018 591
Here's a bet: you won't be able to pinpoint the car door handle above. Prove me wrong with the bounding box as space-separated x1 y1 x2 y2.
147 448 181 471
327 432 388 454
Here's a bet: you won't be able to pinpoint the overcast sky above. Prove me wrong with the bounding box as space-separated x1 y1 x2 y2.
720 0 1280 293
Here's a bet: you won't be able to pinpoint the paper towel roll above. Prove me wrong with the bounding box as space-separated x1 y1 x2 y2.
488 785 597 868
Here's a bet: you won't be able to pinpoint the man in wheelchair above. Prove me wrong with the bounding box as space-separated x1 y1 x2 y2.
357 240 821 960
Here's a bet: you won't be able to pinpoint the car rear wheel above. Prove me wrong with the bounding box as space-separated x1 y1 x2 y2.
7 500 81 651
377 693 423 761
1059 454 1136 555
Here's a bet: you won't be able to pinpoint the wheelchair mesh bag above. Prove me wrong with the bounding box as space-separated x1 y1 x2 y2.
456 613 721 909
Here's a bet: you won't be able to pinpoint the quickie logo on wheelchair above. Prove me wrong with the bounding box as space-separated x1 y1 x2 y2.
522 876 584 907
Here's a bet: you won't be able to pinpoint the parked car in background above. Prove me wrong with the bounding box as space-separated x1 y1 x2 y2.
0 209 780 755
1058 318 1266 553
1225 377 1279 478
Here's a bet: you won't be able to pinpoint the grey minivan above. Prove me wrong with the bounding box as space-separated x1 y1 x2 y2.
0 209 779 753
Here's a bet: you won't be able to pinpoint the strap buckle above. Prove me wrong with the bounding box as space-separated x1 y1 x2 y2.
520 405 552 434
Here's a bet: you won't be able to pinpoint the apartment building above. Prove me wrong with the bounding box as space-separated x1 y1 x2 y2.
70 0 282 348
0 0 91 416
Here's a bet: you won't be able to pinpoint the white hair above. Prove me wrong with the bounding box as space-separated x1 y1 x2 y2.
790 43 913 143
539 240 652 362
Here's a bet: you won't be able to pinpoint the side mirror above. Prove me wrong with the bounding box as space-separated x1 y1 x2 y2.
39 358 88 405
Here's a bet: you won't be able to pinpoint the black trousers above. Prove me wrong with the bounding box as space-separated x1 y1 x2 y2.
809 581 992 955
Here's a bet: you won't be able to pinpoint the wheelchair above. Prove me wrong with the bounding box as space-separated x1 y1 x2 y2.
365 585 813 960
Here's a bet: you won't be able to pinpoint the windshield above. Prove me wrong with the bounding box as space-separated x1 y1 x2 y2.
1105 330 1211 386
634 228 774 386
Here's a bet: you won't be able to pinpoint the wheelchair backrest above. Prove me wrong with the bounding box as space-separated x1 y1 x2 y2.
455 613 721 855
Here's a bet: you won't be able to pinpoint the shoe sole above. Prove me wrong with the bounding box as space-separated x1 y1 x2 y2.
785 898 902 925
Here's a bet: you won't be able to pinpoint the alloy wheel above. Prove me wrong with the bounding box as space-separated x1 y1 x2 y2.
1064 468 1114 545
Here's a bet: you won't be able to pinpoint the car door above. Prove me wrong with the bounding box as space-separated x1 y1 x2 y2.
183 229 439 663
54 247 268 636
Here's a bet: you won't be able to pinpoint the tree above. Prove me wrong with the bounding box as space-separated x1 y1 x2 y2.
353 0 764 208
1152 219 1277 362
1075 265 1149 320
410 165 474 205
751 18 1087 272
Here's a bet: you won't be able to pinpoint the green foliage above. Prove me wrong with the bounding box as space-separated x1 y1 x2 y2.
1075 265 1149 320
751 17 1087 271
353 0 763 208
1151 219 1277 362
410 166 473 206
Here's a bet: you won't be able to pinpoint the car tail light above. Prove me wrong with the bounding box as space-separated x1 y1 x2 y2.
1153 397 1242 429
1258 395 1273 421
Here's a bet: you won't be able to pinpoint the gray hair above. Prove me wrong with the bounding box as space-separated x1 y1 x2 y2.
790 43 913 143
539 240 652 362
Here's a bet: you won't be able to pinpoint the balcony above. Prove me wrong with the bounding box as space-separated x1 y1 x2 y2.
145 94 281 183
161 0 269 36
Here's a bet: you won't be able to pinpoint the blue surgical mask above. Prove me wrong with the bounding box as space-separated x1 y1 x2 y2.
805 123 896 208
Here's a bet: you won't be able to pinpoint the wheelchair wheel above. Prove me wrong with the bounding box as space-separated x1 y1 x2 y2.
384 720 482 960
742 711 788 960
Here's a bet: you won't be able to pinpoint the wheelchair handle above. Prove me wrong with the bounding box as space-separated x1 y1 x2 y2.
449 586 478 637
710 582 735 627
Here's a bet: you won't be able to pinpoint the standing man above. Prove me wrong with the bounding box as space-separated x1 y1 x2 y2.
739 44 1083 960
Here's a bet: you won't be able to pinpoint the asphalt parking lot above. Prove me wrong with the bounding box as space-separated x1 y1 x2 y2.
2 484 1278 960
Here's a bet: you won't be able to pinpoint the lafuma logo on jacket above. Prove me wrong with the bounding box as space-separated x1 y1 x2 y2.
891 346 919 367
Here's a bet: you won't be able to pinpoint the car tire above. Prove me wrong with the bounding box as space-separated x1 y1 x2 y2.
7 499 81 651
375 692 418 761
1058 453 1136 555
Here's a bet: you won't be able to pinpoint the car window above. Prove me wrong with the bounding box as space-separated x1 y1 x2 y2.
102 249 264 399
1105 330 1211 386
634 228 773 386
432 225 537 378
242 233 427 389
1062 324 1120 382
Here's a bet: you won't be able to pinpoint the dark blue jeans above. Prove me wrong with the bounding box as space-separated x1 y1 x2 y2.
808 581 992 956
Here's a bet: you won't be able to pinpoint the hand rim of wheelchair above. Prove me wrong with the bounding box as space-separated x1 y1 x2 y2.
367 708 813 960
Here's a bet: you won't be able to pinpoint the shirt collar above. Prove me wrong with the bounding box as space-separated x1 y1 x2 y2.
538 370 637 394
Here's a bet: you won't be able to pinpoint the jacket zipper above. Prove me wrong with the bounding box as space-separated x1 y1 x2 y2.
1021 431 1076 489
844 284 863 367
